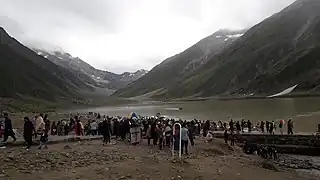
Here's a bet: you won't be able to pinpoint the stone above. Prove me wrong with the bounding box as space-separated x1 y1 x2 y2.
217 169 222 175
7 155 15 160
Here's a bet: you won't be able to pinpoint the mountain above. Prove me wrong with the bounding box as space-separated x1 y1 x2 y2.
34 49 148 90
165 0 320 98
118 69 149 83
113 29 246 98
114 0 320 99
0 27 91 101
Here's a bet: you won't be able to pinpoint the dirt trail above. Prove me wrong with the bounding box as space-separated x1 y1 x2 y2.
0 138 317 180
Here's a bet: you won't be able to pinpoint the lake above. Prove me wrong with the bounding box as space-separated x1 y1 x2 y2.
78 97 320 133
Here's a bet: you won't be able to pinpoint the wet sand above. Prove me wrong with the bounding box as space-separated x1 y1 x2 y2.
0 138 317 180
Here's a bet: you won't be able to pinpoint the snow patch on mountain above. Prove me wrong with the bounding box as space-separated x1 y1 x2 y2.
227 34 244 38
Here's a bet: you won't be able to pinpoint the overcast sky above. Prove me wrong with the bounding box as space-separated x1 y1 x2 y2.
0 0 295 73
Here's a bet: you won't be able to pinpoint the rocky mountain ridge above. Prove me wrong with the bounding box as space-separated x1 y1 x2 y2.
34 49 148 89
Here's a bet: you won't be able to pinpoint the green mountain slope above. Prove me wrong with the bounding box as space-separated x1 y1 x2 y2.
113 29 246 97
0 27 91 101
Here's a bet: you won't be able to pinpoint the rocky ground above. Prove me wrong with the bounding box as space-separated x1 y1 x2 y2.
0 138 318 180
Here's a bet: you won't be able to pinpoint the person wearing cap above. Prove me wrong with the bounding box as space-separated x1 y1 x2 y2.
1 113 17 143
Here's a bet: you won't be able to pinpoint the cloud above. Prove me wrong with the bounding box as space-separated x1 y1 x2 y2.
0 0 295 73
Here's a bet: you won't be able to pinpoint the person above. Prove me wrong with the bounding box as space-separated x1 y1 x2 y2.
51 121 57 135
35 114 44 133
85 120 91 136
157 124 164 150
236 121 241 134
23 117 35 150
180 123 189 155
36 114 47 149
74 116 82 136
57 121 62 136
164 123 172 147
247 120 252 133
230 131 235 146
32 116 37 138
0 122 3 138
269 121 274 135
98 121 103 135
90 120 98 136
146 124 152 145
102 118 111 145
124 118 131 142
279 120 284 135
44 114 51 135
1 113 17 143
241 119 245 132
224 130 229 144
229 119 234 132
203 120 210 137
205 132 213 143
266 121 270 134
63 121 69 136
188 122 195 146
80 120 84 136
287 119 294 135
260 121 265 133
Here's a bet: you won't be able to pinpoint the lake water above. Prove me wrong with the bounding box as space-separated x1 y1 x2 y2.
78 97 320 133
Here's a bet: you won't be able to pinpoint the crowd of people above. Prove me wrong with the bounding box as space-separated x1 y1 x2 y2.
0 112 203 154
1 111 319 152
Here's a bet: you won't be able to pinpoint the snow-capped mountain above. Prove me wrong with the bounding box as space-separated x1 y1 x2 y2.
120 69 149 82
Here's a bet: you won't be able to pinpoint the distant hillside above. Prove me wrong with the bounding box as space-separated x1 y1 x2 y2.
0 27 91 101
113 29 246 97
34 49 148 90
